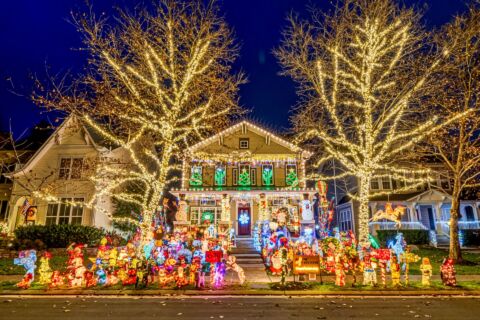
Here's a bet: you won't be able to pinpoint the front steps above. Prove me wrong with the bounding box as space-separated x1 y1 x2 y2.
231 237 264 269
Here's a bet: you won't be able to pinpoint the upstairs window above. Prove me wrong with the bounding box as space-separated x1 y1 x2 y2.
46 198 84 225
214 166 226 186
262 164 274 186
59 157 83 180
370 176 392 190
0 165 12 184
239 138 249 149
189 166 203 186
285 164 298 187
238 164 251 186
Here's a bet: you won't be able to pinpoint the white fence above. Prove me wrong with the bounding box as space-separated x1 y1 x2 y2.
369 221 428 231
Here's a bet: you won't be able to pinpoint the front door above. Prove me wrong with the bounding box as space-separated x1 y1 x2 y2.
419 205 436 230
237 206 251 236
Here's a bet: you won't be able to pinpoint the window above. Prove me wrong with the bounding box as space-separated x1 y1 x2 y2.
232 168 238 185
46 198 84 225
261 164 274 186
214 166 226 186
58 157 83 180
250 168 257 186
338 207 352 232
441 204 451 221
0 165 12 184
370 176 392 190
238 164 251 186
189 166 203 186
381 176 392 190
285 164 298 186
239 138 249 149
189 207 221 225
0 200 8 221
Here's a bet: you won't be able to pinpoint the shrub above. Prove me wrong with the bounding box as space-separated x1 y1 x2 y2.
463 229 480 246
376 229 429 245
14 224 107 249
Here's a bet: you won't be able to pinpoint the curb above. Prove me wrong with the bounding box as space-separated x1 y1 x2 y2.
1 289 480 296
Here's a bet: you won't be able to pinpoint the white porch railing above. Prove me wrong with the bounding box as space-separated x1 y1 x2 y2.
369 221 428 231
437 220 480 235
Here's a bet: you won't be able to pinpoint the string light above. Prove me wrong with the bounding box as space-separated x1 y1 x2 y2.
277 2 473 245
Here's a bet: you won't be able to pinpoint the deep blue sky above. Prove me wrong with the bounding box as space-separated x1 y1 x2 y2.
0 0 467 136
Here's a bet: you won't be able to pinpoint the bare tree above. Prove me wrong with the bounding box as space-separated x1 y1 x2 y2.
275 0 469 244
420 4 480 262
34 0 244 248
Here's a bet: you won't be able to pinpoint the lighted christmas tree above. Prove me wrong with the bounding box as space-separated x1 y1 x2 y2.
238 168 251 186
190 168 203 186
286 168 298 187
38 252 53 285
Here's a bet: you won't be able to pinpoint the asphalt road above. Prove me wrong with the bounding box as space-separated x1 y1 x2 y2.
1 296 479 320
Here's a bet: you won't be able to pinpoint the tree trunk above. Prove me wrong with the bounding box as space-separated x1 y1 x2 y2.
449 182 463 263
358 175 371 245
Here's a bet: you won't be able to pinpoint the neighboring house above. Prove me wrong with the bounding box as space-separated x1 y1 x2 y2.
4 115 120 232
170 121 314 236
335 169 480 245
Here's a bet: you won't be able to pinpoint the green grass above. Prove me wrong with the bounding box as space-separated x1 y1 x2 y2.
0 253 91 275
408 247 480 275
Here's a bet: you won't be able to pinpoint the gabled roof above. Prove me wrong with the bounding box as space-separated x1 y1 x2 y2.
406 189 452 202
8 114 110 177
188 120 312 157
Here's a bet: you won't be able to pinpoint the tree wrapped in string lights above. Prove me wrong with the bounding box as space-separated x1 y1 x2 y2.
275 0 470 244
34 0 244 252
419 4 480 262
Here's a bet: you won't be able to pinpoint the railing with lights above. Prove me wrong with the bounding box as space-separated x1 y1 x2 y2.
369 221 428 230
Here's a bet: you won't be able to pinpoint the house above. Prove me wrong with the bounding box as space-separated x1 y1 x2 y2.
4 115 119 232
335 170 480 245
170 121 314 237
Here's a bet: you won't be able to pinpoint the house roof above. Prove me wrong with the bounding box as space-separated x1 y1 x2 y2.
187 120 312 158
8 114 111 177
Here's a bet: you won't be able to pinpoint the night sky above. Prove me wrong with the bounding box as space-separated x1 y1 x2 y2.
0 0 467 136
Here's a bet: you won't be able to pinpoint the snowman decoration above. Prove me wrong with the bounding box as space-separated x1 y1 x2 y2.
300 199 313 221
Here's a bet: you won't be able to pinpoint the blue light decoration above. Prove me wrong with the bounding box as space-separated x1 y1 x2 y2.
239 212 250 225
459 230 465 248
429 230 437 247
253 225 261 252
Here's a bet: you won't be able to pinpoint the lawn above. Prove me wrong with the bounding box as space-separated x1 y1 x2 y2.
408 247 480 275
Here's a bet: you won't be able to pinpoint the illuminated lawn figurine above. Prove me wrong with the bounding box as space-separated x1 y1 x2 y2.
38 251 53 285
399 246 420 286
361 252 377 286
49 270 64 288
175 266 189 288
440 258 457 287
226 255 246 285
335 260 346 287
390 255 401 287
419 257 432 286
369 203 406 229
14 249 37 289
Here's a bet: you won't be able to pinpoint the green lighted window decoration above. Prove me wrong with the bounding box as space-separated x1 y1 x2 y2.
214 166 226 186
286 164 299 187
262 165 274 186
238 165 251 186
189 166 203 186
201 211 214 223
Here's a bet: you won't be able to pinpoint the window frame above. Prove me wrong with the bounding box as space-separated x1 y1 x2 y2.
250 168 257 186
261 164 274 186
0 200 9 221
46 197 84 225
58 157 84 180
285 163 298 186
239 138 249 149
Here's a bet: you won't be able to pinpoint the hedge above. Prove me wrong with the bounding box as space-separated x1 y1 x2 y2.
14 224 106 249
376 229 429 245
463 229 480 246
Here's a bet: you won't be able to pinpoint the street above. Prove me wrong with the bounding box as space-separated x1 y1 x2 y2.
1 296 479 319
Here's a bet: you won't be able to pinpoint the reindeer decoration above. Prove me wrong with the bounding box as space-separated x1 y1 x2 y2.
369 203 406 229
